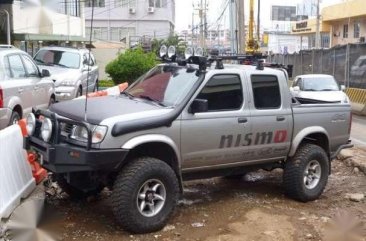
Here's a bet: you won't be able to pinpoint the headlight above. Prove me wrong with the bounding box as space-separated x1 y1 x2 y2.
26 113 36 136
70 125 107 144
60 80 74 86
41 118 53 142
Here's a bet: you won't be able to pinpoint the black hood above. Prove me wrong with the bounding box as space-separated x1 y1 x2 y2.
50 96 161 124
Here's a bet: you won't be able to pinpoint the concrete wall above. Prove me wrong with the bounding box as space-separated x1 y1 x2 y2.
92 48 125 80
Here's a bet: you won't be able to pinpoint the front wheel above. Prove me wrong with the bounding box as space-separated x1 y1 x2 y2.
283 143 329 202
111 157 179 234
8 111 20 126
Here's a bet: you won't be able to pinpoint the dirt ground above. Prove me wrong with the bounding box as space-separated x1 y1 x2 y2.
31 147 364 241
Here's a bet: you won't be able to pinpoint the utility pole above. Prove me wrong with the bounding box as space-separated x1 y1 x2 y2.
229 0 237 54
238 0 245 53
315 0 320 48
0 9 11 45
193 1 208 48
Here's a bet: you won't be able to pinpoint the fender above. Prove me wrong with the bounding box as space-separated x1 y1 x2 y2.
289 126 330 157
122 134 181 165
122 134 183 192
7 96 22 114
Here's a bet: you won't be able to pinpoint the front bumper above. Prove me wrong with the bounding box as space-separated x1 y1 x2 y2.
25 136 129 173
24 109 129 174
55 86 77 101
0 108 12 129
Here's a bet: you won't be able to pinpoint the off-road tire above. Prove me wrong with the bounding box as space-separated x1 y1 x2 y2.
283 143 329 202
49 96 56 107
8 111 20 126
76 86 82 98
111 157 179 234
55 175 102 199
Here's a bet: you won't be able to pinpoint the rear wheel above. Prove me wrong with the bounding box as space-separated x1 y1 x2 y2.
8 111 20 126
111 157 179 234
49 96 56 107
93 79 99 92
283 143 329 202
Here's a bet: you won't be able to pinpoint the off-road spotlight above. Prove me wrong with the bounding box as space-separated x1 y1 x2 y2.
185 47 194 59
159 45 168 58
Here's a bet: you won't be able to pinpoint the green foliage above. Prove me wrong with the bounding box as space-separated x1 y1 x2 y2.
105 48 157 85
98 79 114 88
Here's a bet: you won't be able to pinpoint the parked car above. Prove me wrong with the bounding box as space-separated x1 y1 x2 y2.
290 74 350 103
25 57 352 233
0 46 54 130
33 46 99 101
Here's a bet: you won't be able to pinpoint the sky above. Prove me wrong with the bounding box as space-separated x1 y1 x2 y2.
175 0 343 32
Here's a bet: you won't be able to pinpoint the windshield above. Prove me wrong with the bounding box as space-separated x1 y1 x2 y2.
126 65 200 107
34 50 80 69
303 77 340 91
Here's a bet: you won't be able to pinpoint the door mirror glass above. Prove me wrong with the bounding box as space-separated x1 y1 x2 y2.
340 85 346 91
41 69 50 77
82 65 89 72
293 86 300 91
189 99 208 114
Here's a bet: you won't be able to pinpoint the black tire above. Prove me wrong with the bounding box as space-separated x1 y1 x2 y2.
55 174 102 199
76 86 82 97
283 143 329 202
224 174 245 180
49 96 56 107
8 111 20 126
111 157 179 234
93 79 99 92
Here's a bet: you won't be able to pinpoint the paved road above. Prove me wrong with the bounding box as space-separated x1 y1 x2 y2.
351 114 366 147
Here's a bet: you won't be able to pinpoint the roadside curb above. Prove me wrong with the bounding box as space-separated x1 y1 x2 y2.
337 148 366 175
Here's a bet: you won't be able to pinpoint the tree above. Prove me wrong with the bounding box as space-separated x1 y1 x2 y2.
105 47 157 85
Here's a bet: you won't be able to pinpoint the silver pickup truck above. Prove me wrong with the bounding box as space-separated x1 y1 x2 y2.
25 57 352 234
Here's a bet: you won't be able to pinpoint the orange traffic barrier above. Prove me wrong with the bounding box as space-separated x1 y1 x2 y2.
87 90 108 98
18 119 47 184
118 82 128 92
18 118 28 136
27 153 47 184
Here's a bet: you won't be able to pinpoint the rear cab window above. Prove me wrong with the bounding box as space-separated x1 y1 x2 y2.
251 75 281 109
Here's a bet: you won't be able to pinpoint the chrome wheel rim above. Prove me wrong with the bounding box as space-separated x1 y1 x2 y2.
303 160 322 189
136 179 166 217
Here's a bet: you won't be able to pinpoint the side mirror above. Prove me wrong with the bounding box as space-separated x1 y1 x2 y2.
41 69 50 77
82 65 89 72
189 99 208 114
293 86 300 92
340 85 346 91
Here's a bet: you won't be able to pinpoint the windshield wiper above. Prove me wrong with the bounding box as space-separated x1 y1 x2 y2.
320 89 335 91
138 95 166 107
53 63 70 68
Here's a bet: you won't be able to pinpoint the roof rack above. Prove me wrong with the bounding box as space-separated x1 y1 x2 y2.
0 45 15 49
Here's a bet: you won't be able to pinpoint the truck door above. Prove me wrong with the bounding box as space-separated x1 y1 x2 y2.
180 73 252 170
248 74 292 160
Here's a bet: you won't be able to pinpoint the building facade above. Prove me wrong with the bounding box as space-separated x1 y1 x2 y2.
84 0 175 45
0 0 85 56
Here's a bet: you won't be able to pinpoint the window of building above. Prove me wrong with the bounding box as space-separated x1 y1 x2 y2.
85 0 105 7
343 24 348 38
251 75 281 109
149 0 166 8
115 0 136 8
110 27 136 41
64 0 81 16
354 22 360 38
196 74 243 111
86 27 108 40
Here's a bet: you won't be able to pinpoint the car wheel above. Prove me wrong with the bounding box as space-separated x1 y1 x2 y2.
8 111 20 126
111 157 179 234
76 86 82 98
283 143 329 202
93 79 99 92
49 96 56 107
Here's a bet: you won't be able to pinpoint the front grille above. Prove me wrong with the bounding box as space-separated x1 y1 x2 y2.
60 123 74 137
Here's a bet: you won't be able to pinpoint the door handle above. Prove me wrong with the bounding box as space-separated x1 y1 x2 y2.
18 88 23 93
276 116 285 121
238 117 248 123
34 86 39 90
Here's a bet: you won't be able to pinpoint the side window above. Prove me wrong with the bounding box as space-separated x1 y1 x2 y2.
83 53 94 66
196 74 243 111
3 56 11 78
22 55 39 77
8 55 26 78
251 75 281 109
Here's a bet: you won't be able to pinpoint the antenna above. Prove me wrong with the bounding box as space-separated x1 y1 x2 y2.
84 0 95 122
